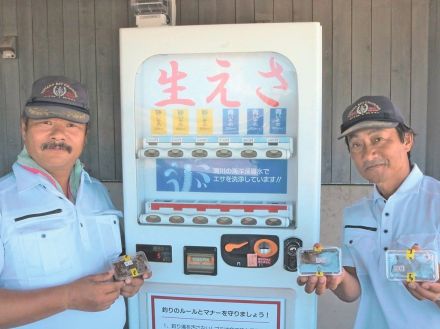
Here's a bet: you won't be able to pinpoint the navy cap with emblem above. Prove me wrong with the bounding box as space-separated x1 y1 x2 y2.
24 76 90 124
338 96 408 140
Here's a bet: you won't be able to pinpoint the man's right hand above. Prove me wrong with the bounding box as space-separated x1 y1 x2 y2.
64 271 125 312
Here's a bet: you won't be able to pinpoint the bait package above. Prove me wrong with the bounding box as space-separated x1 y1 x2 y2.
385 249 439 282
113 251 152 281
297 246 342 276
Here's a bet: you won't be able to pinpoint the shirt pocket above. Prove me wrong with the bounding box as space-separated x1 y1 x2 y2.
91 214 122 262
395 233 439 251
13 210 75 278
343 226 378 274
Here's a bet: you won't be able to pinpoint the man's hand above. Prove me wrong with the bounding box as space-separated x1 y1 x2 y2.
297 270 345 295
403 244 440 305
405 280 440 305
64 271 125 312
120 271 152 298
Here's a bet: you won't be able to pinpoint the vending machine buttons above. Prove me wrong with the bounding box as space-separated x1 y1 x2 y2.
145 215 161 223
241 149 257 158
192 149 208 157
216 216 233 225
221 235 279 268
168 149 183 157
184 246 217 275
265 218 282 226
139 136 294 160
136 244 172 263
240 217 257 225
169 215 185 224
140 200 295 227
143 149 160 157
216 149 232 157
266 149 283 158
283 237 303 272
193 216 209 224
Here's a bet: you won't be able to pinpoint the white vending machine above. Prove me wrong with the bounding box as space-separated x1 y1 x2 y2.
120 22 322 329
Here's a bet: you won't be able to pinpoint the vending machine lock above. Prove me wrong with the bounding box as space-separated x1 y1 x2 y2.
283 237 303 272
221 234 279 268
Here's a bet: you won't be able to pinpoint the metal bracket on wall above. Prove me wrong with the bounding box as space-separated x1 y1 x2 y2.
0 36 17 59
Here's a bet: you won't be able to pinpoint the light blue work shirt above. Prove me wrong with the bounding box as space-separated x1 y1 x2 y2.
342 165 440 329
0 163 125 329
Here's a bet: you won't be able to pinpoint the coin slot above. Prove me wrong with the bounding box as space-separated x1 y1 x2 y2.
254 239 278 258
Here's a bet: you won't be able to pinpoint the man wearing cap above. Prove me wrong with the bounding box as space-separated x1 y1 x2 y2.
0 76 148 328
298 96 440 328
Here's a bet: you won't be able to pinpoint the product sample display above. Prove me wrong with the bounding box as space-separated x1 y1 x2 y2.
113 251 152 281
297 247 342 276
385 249 439 282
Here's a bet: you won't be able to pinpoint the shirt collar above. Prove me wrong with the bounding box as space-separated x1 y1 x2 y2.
372 164 423 202
13 162 91 192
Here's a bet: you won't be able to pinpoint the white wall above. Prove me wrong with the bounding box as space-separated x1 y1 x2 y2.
104 182 371 329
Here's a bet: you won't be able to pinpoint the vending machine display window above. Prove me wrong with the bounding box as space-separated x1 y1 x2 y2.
134 52 298 227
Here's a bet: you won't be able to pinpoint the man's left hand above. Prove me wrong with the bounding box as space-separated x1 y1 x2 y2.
405 279 440 306
120 272 152 298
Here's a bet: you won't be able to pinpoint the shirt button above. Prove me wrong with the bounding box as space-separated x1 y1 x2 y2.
384 229 388 233
41 234 46 238
80 223 83 227
385 213 390 216
58 196 63 200
384 247 388 251
349 240 353 244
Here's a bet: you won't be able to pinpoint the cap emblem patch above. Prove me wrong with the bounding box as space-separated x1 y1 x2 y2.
347 101 381 121
41 82 78 102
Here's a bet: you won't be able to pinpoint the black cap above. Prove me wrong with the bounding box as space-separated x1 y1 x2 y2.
339 96 407 139
24 76 90 124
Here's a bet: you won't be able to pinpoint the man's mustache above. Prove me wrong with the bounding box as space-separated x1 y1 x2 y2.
41 141 72 153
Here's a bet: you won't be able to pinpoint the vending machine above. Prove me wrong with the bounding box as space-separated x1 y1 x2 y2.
120 22 322 329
